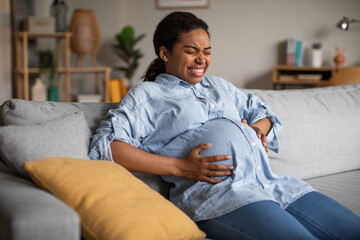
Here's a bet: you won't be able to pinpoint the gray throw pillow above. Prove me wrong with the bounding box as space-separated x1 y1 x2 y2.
0 112 91 178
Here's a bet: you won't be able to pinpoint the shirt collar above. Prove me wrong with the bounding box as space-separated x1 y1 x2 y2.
155 73 210 89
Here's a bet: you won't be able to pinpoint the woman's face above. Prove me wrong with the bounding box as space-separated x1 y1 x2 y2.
160 29 211 84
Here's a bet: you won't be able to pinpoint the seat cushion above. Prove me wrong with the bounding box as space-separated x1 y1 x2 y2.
0 164 80 240
306 170 360 217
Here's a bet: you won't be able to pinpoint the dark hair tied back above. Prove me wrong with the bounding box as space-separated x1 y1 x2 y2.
142 11 209 82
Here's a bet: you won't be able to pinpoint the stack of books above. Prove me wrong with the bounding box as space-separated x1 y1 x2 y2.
110 79 128 103
286 38 303 67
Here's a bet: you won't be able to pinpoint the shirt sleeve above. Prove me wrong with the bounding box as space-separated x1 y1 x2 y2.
88 103 148 161
225 81 283 153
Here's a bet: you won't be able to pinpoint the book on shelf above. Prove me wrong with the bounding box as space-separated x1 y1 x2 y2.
279 75 296 81
296 74 322 80
286 38 303 67
110 78 128 103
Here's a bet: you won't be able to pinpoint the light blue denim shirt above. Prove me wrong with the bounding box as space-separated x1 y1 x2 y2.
88 73 315 221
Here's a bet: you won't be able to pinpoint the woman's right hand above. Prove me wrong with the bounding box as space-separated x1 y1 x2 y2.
176 143 234 184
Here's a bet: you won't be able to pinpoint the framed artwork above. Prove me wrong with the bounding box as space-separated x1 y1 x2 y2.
157 0 209 9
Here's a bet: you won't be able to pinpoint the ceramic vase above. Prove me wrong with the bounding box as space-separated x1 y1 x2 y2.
48 86 59 102
69 9 101 61
312 49 322 67
50 0 68 32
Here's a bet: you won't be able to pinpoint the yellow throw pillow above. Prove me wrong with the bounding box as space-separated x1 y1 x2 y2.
24 157 206 240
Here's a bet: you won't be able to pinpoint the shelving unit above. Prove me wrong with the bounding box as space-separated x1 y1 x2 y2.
273 65 336 90
15 32 111 102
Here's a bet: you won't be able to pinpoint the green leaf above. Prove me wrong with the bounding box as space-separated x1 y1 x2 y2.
121 26 134 43
112 25 146 80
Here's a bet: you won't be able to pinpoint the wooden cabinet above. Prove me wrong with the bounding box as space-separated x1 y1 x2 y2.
15 32 111 102
273 65 336 90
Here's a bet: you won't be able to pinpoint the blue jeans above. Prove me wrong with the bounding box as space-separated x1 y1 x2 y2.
196 192 360 240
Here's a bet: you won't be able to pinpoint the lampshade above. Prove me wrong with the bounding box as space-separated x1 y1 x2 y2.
337 16 360 30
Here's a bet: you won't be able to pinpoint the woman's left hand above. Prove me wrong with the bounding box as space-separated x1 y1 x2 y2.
241 119 269 154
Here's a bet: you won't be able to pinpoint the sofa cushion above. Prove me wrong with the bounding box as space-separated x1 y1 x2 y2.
0 99 117 134
0 112 91 178
24 157 206 240
250 83 360 179
0 99 172 198
0 164 80 240
306 170 360 217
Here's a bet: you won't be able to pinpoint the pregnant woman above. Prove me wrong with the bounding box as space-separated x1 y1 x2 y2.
89 11 360 240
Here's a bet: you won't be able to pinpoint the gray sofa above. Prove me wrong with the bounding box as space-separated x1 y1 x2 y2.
0 83 359 240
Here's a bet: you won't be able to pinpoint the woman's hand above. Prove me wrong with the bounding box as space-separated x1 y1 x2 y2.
176 143 234 184
242 119 269 154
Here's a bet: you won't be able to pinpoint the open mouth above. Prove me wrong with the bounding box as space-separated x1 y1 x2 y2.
188 67 205 76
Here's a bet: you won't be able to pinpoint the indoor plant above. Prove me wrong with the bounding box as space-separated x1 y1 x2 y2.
311 43 322 67
112 26 146 86
37 50 58 101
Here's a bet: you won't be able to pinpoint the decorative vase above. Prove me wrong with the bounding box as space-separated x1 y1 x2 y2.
31 78 47 101
69 9 101 66
334 47 346 68
50 0 68 32
48 86 59 102
311 49 322 67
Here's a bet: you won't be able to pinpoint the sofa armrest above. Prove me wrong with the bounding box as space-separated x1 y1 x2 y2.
0 162 80 240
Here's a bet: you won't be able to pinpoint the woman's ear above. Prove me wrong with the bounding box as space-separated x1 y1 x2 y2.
159 46 169 63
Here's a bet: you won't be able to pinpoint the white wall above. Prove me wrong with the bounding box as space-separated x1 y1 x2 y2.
36 0 360 93
0 0 12 104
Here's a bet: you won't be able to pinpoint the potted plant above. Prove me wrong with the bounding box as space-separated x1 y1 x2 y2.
37 50 58 101
311 43 322 67
112 26 146 86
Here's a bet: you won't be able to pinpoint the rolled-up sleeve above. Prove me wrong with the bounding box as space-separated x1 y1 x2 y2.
229 84 283 153
88 104 147 161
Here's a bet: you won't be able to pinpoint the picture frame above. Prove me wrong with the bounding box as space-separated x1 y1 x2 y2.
157 0 209 9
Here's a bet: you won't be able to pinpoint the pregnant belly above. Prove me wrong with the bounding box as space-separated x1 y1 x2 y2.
157 118 256 176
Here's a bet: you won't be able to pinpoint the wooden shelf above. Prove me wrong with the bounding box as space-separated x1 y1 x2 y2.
273 65 336 89
16 67 111 74
16 32 72 38
15 31 111 102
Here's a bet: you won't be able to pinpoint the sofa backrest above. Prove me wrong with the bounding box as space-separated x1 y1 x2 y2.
0 99 117 135
250 83 360 180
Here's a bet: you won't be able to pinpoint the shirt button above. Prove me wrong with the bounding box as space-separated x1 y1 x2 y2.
211 104 215 108
264 184 269 189
190 85 194 88
241 125 245 129
112 117 118 122
257 166 261 170
200 96 205 99
251 142 256 146
235 110 239 114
